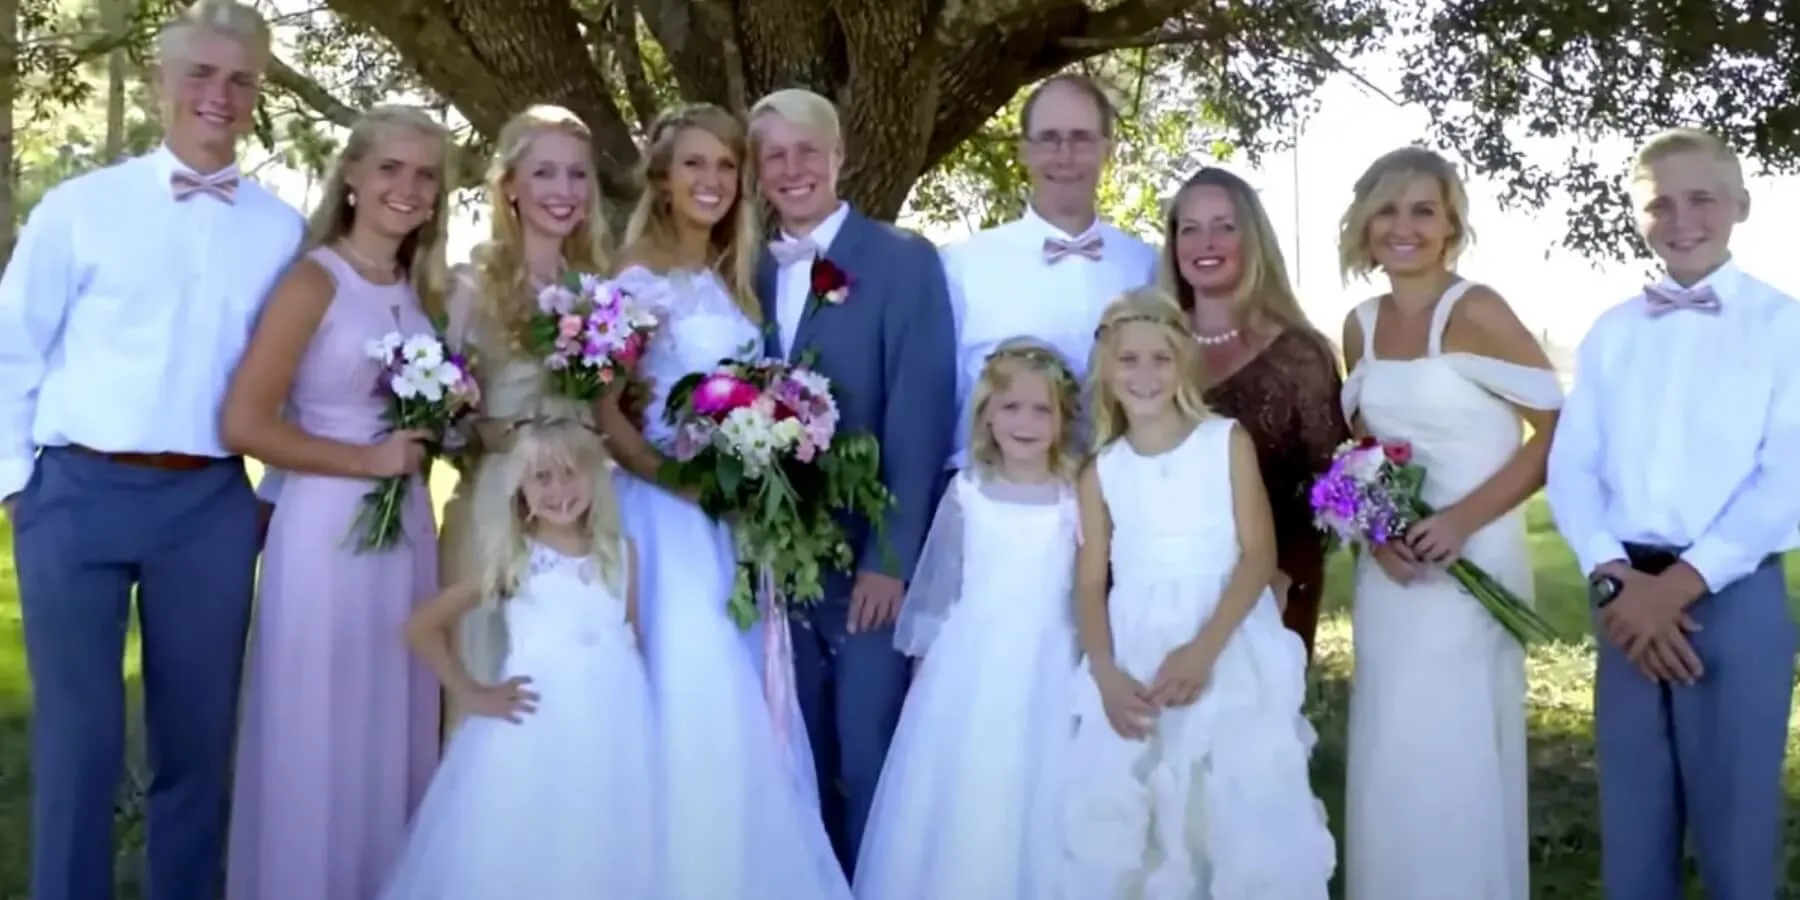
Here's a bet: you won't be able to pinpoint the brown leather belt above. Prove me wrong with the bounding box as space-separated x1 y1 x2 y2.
67 444 221 472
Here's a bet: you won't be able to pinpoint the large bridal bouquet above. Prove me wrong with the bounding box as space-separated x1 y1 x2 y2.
660 355 892 628
1310 436 1555 644
523 271 660 402
354 331 481 552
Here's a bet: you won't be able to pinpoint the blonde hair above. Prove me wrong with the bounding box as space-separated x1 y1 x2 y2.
1628 127 1746 196
477 416 626 601
472 105 614 350
306 105 453 319
1088 287 1211 448
622 103 761 322
968 337 1083 480
1337 147 1474 281
748 89 843 152
156 0 270 68
1161 167 1314 333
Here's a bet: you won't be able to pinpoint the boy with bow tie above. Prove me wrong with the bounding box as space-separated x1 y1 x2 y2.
1547 127 1800 900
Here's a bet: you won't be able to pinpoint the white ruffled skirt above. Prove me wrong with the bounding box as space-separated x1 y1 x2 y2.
1062 574 1335 899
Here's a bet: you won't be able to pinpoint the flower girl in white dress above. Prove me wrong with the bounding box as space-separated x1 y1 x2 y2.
380 416 657 899
854 338 1083 900
1063 289 1335 900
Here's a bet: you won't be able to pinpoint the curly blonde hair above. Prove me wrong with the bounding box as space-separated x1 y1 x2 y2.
477 416 626 602
306 104 453 318
1088 286 1211 448
471 105 614 352
622 103 761 322
967 337 1083 480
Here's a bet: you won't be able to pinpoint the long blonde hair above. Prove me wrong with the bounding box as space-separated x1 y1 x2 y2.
1088 287 1211 448
1337 146 1474 281
472 105 614 351
1160 167 1313 333
477 416 626 601
622 103 761 322
967 337 1082 480
307 104 453 318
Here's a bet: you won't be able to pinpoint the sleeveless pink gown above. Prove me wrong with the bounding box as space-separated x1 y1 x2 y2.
226 247 441 900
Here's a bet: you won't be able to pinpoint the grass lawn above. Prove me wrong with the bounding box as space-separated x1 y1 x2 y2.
0 487 1797 898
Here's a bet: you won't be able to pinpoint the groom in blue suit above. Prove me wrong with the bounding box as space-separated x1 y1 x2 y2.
750 87 958 874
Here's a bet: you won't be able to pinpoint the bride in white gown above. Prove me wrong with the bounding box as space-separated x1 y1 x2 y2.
595 104 850 900
1336 149 1563 900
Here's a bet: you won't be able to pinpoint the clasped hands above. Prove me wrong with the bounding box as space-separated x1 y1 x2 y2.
1372 506 1477 585
1594 559 1707 685
1093 638 1220 741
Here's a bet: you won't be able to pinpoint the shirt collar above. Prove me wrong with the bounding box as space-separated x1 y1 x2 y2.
150 144 242 183
782 201 851 251
1020 203 1104 244
1653 258 1744 299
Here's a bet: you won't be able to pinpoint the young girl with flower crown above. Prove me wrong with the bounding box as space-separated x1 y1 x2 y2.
379 415 656 899
852 337 1083 900
1062 288 1335 899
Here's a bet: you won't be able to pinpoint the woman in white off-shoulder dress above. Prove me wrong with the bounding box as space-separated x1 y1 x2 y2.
593 104 849 900
1338 147 1564 900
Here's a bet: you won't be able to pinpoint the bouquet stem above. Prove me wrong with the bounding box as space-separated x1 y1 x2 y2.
1446 558 1558 645
348 475 411 553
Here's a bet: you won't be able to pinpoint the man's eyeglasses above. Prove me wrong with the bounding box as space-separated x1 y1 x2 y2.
1025 130 1104 153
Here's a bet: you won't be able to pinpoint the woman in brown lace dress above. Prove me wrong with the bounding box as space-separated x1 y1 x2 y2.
1160 167 1349 660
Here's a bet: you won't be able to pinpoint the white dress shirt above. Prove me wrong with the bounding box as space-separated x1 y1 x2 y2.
1546 260 1800 591
0 146 304 501
773 201 851 358
940 206 1158 468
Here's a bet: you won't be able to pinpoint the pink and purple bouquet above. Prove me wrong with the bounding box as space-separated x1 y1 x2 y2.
354 331 482 552
525 272 659 401
1310 436 1554 645
661 356 891 628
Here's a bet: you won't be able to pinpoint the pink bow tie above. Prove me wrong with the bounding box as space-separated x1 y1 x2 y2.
769 237 819 267
1644 283 1721 317
171 170 239 204
1044 234 1103 264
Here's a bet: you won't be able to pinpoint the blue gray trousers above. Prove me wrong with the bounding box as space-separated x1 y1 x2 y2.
13 447 259 900
1594 552 1794 899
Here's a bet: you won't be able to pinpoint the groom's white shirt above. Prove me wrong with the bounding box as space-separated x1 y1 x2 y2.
0 146 304 502
940 207 1157 468
1546 260 1800 591
773 201 850 358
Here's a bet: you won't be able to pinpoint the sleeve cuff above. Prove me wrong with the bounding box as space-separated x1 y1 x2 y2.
255 467 287 504
1579 534 1630 578
1680 539 1744 595
0 456 33 503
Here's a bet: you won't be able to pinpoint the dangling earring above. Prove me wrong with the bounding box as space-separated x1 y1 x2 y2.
347 191 358 207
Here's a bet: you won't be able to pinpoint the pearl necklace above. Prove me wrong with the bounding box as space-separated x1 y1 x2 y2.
1194 328 1240 347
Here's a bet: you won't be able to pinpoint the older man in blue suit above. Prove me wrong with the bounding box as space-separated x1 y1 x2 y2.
750 87 957 876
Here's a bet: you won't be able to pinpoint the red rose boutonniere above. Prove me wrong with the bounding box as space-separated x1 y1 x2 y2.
809 257 853 307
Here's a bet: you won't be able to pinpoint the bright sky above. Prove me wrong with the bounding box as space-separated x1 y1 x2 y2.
253 68 1799 350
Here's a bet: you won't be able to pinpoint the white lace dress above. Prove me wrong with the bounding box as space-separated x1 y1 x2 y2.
1341 280 1563 900
853 472 1079 900
610 265 851 900
1063 417 1335 900
379 541 655 899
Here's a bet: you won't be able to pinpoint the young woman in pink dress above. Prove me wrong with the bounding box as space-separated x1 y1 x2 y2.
219 104 454 900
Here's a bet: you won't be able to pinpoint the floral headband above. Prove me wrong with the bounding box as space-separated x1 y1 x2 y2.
504 414 602 436
984 344 1078 391
1092 313 1171 339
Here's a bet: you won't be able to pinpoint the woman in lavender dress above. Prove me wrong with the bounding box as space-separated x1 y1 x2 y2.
220 105 453 900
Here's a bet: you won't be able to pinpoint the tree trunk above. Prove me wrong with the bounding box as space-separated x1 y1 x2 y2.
103 0 129 162
323 0 1183 220
0 0 16 264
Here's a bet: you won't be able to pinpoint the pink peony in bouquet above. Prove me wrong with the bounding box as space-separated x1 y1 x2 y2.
1310 435 1554 644
524 271 659 401
660 356 892 628
354 331 481 552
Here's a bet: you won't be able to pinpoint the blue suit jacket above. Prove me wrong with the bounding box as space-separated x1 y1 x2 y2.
757 206 957 587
